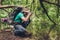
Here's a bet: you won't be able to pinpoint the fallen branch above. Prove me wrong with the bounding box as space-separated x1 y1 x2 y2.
0 5 24 9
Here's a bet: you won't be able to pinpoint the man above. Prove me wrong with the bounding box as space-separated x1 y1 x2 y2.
14 7 32 37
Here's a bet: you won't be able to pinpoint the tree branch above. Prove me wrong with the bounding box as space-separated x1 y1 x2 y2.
0 0 2 5
57 0 60 18
2 9 10 13
39 0 58 34
39 0 56 25
44 0 60 7
0 5 24 9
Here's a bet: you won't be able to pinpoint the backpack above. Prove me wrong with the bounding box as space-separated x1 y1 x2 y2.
8 7 23 25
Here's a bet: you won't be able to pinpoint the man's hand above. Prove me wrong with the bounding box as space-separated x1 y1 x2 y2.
21 12 32 22
21 8 32 21
28 12 32 16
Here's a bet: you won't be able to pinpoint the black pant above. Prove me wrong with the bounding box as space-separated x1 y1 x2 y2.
14 19 31 37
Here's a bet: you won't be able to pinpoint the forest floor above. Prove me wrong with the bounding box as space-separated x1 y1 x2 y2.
0 29 34 40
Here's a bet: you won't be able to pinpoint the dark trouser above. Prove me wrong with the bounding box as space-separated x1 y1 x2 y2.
14 25 27 37
14 19 31 37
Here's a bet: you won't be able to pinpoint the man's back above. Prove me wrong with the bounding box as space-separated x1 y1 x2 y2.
14 12 24 23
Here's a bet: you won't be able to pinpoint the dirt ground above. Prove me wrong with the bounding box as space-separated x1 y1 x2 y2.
0 29 33 40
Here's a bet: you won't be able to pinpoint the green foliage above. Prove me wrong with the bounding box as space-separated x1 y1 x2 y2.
0 0 60 40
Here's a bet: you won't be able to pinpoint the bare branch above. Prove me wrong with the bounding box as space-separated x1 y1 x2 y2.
1 9 10 13
0 5 24 9
44 0 60 7
39 0 56 25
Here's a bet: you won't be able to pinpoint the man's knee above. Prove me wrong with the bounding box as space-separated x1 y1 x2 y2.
14 25 26 32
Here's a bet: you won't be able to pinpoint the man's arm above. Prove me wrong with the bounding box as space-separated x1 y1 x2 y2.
21 12 32 21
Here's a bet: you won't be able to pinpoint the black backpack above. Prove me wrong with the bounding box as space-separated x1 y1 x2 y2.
8 7 23 24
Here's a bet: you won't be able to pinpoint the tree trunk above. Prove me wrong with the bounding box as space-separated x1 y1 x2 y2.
0 0 2 5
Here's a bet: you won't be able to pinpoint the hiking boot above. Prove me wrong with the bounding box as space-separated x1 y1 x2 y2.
24 31 32 38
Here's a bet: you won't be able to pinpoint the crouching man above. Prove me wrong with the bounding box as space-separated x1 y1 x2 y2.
14 7 32 37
